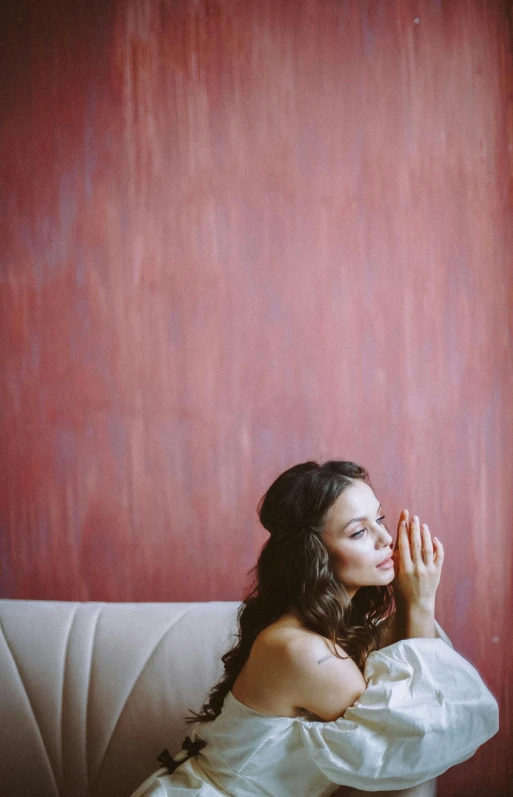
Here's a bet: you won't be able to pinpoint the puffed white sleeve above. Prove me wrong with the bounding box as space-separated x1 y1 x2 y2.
297 621 499 792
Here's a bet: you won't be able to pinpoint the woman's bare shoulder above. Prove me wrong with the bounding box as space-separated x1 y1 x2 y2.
249 614 367 721
254 614 333 655
255 613 357 668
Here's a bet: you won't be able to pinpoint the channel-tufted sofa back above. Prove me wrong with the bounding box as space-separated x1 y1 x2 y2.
0 600 436 797
0 600 239 797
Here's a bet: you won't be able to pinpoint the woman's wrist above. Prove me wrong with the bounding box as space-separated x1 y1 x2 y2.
405 602 436 639
395 597 435 615
390 599 436 642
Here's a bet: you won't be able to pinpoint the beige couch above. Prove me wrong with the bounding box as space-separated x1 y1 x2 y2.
0 601 436 797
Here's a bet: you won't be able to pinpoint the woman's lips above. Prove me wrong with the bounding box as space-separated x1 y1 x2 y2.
376 557 394 569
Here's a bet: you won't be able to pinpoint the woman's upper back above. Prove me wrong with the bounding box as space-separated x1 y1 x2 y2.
231 612 367 721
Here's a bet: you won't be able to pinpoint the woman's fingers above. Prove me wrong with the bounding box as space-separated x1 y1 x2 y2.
421 524 434 562
433 535 444 566
394 510 444 608
398 520 413 570
396 510 443 570
410 515 422 563
395 509 409 550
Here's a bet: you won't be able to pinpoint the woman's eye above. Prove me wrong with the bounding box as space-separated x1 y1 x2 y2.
350 515 386 539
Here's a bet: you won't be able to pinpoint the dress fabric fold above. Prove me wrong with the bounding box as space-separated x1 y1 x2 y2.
129 621 499 797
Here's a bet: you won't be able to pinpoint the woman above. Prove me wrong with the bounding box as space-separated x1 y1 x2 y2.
131 460 498 797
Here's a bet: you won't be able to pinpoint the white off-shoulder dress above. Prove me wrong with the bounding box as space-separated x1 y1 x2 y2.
130 622 498 797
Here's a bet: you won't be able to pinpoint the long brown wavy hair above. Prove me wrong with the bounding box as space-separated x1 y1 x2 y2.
185 459 394 725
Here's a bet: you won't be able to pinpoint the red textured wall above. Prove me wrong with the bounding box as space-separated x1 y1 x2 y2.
1 1 512 794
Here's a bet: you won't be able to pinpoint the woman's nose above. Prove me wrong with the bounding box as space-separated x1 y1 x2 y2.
378 525 393 546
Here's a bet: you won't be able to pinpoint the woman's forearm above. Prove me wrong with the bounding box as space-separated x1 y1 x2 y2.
405 604 436 638
389 602 436 641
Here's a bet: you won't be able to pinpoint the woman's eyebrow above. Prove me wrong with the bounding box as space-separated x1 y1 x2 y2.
341 503 382 531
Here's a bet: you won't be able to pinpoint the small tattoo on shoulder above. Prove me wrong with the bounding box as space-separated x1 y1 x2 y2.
317 653 332 664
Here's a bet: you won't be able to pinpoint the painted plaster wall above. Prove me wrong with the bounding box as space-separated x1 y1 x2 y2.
1 1 512 793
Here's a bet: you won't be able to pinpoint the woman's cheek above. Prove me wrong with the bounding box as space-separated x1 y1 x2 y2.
349 549 372 570
334 548 363 573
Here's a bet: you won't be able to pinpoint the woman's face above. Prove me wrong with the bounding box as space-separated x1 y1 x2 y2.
322 480 395 598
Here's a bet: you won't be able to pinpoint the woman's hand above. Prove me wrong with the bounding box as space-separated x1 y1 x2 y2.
391 509 444 611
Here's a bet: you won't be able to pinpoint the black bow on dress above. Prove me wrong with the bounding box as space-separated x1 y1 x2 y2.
156 735 207 774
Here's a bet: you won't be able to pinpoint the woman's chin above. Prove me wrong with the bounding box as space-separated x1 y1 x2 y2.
377 567 395 582
341 568 395 596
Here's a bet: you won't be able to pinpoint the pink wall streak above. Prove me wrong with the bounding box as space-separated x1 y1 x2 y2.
1 1 512 793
